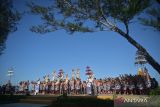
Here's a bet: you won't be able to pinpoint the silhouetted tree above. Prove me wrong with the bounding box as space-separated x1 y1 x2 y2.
139 0 160 31
0 0 20 55
27 0 160 75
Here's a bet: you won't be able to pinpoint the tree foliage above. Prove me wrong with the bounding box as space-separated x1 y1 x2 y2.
28 0 149 34
0 0 21 55
139 0 160 31
28 0 160 75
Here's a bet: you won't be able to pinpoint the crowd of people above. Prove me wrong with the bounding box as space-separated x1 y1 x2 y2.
0 81 17 95
0 68 159 96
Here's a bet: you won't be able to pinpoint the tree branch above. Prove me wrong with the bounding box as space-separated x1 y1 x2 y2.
63 0 115 31
124 21 129 35
99 7 115 28
114 26 160 74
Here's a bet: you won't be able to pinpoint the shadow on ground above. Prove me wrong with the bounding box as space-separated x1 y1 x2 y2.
0 95 114 107
0 95 27 104
48 95 114 107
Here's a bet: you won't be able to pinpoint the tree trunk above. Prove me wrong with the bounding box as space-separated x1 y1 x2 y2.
115 27 160 75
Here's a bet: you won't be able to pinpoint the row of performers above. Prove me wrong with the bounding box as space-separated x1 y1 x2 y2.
18 75 158 95
19 78 92 95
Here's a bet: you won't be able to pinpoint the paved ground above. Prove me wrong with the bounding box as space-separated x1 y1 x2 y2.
0 103 47 107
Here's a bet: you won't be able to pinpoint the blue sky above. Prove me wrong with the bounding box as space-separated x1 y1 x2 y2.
0 0 160 85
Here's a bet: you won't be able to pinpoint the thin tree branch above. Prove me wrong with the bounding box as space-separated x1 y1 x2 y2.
63 0 116 30
124 21 129 35
99 5 116 28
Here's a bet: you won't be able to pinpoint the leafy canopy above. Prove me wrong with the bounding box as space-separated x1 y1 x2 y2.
139 0 160 31
28 0 149 34
0 0 21 55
